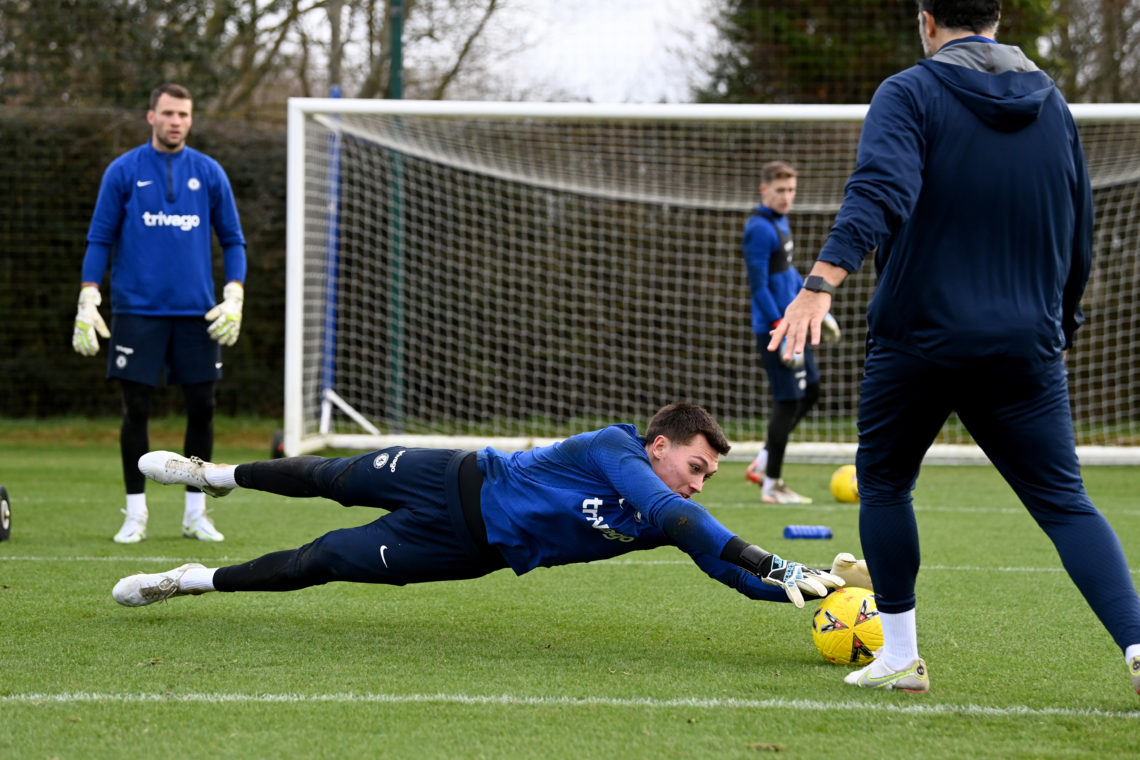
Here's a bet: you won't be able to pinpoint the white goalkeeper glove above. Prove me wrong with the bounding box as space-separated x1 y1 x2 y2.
756 552 844 608
72 285 110 356
830 552 873 591
821 313 841 344
205 281 244 346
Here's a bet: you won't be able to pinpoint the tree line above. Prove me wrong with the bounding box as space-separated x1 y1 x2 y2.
0 1 1135 114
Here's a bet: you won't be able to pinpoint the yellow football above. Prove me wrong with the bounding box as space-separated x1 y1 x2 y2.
829 464 859 503
811 586 882 666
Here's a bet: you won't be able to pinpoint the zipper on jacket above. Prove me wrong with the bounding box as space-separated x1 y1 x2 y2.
165 155 174 202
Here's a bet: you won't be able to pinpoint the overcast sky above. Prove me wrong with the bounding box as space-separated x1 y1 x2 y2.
485 0 719 102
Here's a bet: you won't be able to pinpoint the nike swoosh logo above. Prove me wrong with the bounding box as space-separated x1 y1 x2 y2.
136 180 154 187
380 545 389 568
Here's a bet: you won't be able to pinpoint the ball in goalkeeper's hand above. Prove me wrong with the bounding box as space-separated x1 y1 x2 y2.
779 337 805 369
829 464 859 503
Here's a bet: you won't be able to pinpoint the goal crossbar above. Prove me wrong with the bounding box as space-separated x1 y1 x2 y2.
285 99 1140 465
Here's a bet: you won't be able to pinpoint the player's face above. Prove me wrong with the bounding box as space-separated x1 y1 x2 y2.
646 434 719 499
760 176 797 215
148 93 193 153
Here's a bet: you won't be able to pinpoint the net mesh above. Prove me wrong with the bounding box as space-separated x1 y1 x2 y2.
289 102 1140 458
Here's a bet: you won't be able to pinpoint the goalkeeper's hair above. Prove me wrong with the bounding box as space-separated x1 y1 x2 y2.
646 403 731 455
150 83 193 109
760 160 796 186
917 0 1001 33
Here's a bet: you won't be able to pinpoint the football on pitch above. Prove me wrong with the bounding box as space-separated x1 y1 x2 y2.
811 586 882 666
829 464 859 503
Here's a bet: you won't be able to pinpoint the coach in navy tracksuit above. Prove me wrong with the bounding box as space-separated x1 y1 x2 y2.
771 0 1140 694
113 403 857 613
73 83 247 546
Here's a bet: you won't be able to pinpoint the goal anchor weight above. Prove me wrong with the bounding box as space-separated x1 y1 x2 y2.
0 485 11 541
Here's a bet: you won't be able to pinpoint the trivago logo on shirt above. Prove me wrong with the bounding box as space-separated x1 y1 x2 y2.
141 211 202 231
580 497 635 542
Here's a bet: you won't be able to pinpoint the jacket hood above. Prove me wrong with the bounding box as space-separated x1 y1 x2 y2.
917 40 1056 132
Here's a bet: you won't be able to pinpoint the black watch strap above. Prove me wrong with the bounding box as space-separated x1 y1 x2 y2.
803 275 837 296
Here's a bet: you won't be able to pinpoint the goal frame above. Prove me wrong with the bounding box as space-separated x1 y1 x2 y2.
284 98 1140 464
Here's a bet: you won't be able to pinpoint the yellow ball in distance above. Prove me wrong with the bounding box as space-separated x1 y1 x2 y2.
830 464 859 503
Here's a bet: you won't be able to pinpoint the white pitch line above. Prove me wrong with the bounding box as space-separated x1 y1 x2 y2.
2 555 1139 575
718 502 1140 516
2 691 1139 720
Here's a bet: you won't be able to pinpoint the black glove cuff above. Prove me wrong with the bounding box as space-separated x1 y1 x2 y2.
721 537 772 576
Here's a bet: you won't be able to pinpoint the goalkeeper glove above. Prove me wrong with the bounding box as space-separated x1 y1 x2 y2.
830 552 873 591
739 544 844 607
72 285 110 356
821 313 841 344
205 281 244 346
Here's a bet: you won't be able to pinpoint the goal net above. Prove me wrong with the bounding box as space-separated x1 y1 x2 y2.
285 99 1140 464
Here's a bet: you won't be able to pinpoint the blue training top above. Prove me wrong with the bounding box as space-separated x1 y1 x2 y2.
82 143 247 316
742 206 803 335
818 38 1092 364
477 424 789 602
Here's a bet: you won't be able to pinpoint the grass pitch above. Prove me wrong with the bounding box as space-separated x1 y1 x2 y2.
2 418 1139 759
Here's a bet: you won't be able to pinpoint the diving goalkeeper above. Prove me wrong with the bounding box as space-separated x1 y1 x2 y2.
113 403 869 610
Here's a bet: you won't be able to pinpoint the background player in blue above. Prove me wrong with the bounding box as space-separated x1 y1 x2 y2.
72 83 248 545
111 403 870 615
771 0 1140 695
741 161 839 504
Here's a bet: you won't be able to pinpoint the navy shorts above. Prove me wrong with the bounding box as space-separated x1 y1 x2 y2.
107 314 221 387
758 336 819 402
295 448 505 586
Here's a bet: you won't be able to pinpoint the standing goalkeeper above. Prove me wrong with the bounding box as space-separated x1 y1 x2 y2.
741 161 838 504
73 83 247 545
772 0 1140 695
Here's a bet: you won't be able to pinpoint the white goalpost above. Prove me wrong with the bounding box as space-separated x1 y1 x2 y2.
285 99 1140 464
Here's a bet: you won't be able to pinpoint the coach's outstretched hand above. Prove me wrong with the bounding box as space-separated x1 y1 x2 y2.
758 554 844 608
205 281 244 346
72 285 110 356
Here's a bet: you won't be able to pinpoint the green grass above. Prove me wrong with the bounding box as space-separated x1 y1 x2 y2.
2 420 1139 759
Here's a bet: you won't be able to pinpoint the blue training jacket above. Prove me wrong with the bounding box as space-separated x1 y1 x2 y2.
742 206 803 335
818 38 1092 363
82 143 247 316
476 424 790 602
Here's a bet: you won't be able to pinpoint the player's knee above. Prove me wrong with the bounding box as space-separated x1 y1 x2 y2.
287 540 340 587
183 382 217 420
120 383 152 424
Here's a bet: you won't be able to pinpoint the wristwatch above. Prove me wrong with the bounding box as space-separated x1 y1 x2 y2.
803 275 837 296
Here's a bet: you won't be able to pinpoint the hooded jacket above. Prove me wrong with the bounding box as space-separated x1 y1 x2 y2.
818 38 1092 364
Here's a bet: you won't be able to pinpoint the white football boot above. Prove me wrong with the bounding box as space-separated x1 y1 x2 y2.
845 651 930 693
112 563 206 607
138 451 233 498
182 511 225 542
112 509 148 544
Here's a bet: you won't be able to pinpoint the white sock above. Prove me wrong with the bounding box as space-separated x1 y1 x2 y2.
1125 643 1140 665
125 493 148 520
753 448 768 472
184 490 206 523
179 566 217 593
763 476 779 492
879 608 920 670
204 464 239 491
